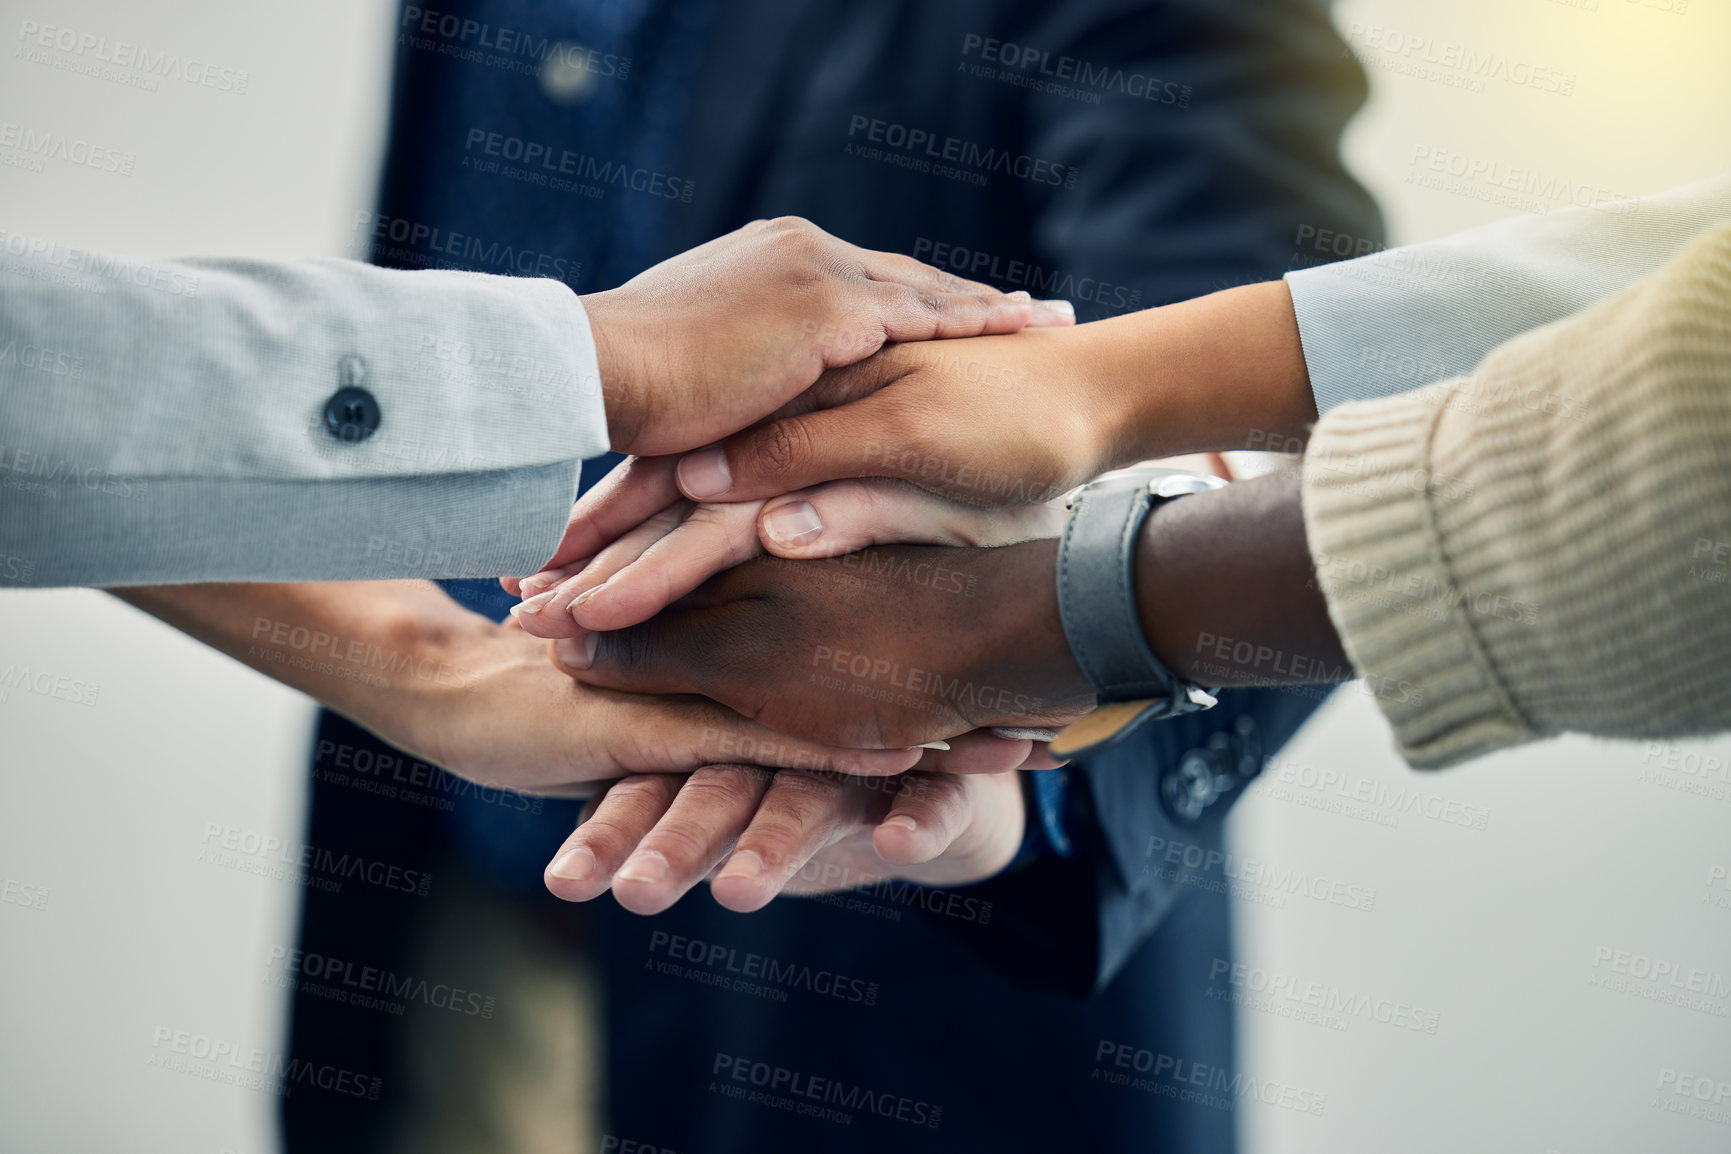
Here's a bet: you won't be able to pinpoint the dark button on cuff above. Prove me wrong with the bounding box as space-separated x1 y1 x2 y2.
323 356 380 444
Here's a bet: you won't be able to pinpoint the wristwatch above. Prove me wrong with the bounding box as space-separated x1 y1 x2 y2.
1049 466 1227 760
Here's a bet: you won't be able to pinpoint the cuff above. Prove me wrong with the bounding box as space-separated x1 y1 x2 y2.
1300 383 1533 769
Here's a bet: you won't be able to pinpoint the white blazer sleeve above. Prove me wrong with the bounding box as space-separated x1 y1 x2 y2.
0 246 609 586
1285 169 1731 414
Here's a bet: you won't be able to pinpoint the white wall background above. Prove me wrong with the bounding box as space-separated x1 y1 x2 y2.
0 1 1726 1151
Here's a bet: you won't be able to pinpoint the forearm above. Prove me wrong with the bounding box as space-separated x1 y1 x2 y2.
1082 280 1316 466
114 580 495 751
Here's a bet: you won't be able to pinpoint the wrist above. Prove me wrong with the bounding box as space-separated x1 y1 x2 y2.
361 611 502 758
580 288 648 452
962 538 1094 727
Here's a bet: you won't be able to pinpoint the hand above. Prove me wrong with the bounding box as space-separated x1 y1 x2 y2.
509 473 1066 636
582 217 1073 458
375 610 926 795
542 740 1032 915
557 280 1312 563
552 538 1093 748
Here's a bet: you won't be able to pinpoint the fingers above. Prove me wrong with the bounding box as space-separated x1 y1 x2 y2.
710 771 866 913
759 480 1067 557
674 394 907 503
522 456 684 589
514 502 691 639
871 772 976 867
854 249 1076 335
594 687 921 777
608 765 773 915
1019 742 1067 771
569 499 766 632
544 774 684 902
909 728 1031 775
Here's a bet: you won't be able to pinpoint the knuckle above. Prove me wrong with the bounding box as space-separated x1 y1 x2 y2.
644 817 717 864
686 764 771 808
755 419 814 480
742 824 809 875
909 288 949 316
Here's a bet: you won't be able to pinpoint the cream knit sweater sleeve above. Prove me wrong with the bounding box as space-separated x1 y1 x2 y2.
1301 222 1731 770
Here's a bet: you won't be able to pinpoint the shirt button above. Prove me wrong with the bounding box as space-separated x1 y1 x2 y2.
324 355 380 443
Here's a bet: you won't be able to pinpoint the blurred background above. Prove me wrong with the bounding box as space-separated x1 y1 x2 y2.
1 0 1728 1151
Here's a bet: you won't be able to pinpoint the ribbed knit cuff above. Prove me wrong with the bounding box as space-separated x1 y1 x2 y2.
1300 383 1533 769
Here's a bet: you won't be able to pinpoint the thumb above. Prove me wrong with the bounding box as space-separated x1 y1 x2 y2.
674 398 914 504
758 479 1066 557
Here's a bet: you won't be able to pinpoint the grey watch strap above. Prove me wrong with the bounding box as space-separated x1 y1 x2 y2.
1051 468 1224 759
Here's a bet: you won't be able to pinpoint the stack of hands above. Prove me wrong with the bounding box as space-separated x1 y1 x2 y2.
483 218 1275 919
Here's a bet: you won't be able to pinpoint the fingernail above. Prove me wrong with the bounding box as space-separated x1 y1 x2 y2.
555 633 599 670
1006 290 1031 303
915 740 950 751
548 845 596 882
617 850 668 884
571 579 610 611
882 815 919 835
717 849 763 881
515 589 556 616
519 572 555 598
763 500 823 546
1029 298 1075 326
678 447 731 499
